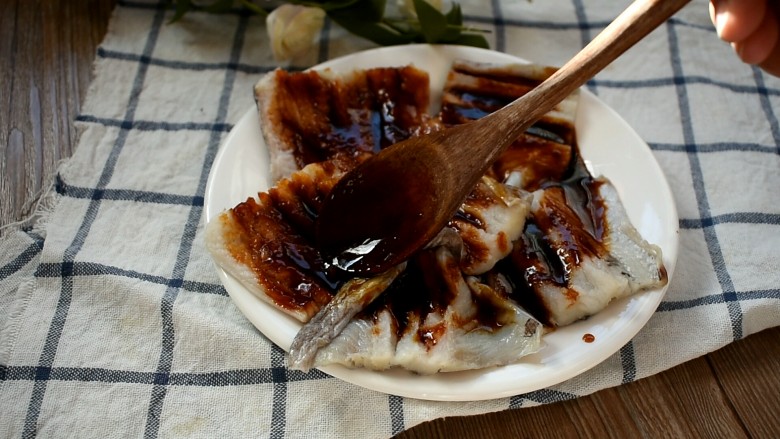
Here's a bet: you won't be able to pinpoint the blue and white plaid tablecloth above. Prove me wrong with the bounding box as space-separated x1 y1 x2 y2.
2 0 779 437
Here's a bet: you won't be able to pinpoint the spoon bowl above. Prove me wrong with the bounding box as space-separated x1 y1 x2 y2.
320 137 446 273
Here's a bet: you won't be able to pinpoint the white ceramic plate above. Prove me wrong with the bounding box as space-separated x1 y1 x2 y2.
204 45 679 401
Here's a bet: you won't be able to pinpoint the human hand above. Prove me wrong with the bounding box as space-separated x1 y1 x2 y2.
709 0 780 76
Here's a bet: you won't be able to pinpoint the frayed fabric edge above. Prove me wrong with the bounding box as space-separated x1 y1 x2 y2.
0 170 63 241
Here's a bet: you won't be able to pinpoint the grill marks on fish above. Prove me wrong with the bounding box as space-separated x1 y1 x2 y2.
308 247 542 374
491 136 573 192
440 61 575 142
496 174 667 327
257 66 432 180
441 60 577 191
217 195 333 319
530 177 610 283
206 158 361 321
448 176 529 275
497 176 610 325
384 249 464 348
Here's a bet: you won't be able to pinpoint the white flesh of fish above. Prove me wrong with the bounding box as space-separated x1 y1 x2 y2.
307 247 543 374
530 178 666 327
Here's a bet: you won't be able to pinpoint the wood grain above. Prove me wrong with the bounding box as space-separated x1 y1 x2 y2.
1 2 778 438
400 331 778 439
709 326 780 439
0 0 115 231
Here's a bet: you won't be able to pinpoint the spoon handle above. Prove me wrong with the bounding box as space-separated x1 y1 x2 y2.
315 0 692 275
462 0 691 169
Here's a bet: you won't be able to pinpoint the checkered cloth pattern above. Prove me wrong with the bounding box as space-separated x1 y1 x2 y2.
2 0 779 437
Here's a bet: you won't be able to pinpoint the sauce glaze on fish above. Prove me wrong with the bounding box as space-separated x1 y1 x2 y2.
205 61 667 372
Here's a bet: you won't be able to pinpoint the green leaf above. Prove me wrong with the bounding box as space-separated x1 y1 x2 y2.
445 3 462 26
203 0 235 14
328 0 409 45
439 26 462 43
369 0 388 18
453 32 490 49
383 18 417 35
330 14 418 45
413 0 448 43
326 0 386 21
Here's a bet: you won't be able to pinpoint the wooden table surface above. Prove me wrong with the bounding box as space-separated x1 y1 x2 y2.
2 1 778 437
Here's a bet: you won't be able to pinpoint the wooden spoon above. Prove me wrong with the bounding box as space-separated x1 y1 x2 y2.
316 0 690 275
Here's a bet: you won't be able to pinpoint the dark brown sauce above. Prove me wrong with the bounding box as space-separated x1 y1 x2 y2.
452 210 484 229
271 67 430 170
440 69 577 195
280 241 342 291
450 66 539 96
225 196 336 315
452 63 557 88
356 248 513 346
489 134 573 191
268 169 323 241
318 147 442 274
366 68 430 149
419 321 447 350
361 251 450 341
255 166 612 328
495 164 611 325
582 333 595 343
493 254 553 326
251 64 622 329
470 289 513 333
440 68 575 146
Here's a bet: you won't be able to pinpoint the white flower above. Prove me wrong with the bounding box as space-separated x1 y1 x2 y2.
397 0 444 18
266 4 326 61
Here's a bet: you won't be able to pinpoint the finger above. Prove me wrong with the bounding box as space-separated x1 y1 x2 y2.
758 41 780 76
758 2 780 76
732 3 779 65
710 0 767 42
